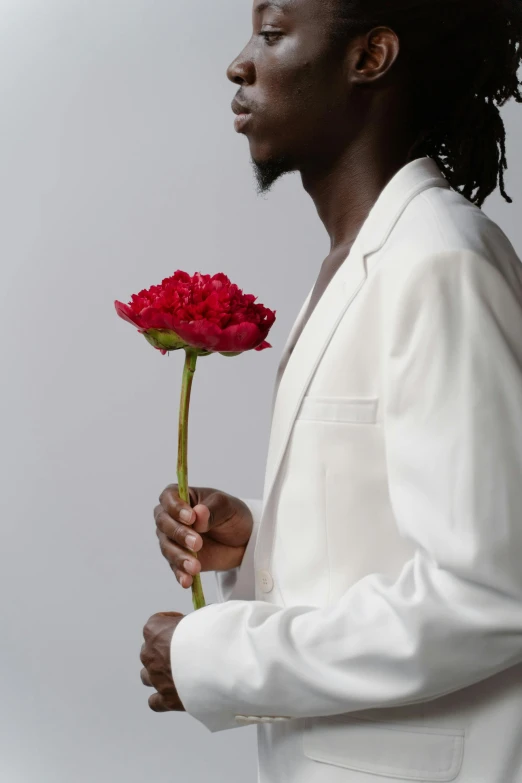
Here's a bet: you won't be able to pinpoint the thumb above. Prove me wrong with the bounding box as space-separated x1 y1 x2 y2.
192 491 232 534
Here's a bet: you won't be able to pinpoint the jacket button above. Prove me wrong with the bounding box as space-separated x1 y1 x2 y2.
234 714 293 723
257 569 274 593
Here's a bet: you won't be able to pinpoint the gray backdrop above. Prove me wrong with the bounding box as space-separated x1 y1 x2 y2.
1 2 521 782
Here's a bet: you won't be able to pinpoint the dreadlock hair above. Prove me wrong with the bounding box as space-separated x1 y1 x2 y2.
330 0 522 207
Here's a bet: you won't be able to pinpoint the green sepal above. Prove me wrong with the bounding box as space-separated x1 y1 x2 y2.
143 329 216 357
143 329 186 351
141 328 245 357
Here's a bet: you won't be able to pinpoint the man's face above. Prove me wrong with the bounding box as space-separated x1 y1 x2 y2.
227 0 351 194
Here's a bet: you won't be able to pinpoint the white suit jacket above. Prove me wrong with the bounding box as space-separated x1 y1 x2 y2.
170 156 522 783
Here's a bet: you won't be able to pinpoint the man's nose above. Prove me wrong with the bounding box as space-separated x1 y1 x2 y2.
226 49 253 85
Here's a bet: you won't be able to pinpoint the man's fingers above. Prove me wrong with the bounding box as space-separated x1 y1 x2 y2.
140 641 149 664
140 667 153 687
149 692 169 712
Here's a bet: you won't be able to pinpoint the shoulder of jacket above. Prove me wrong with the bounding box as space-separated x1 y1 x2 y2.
376 186 521 291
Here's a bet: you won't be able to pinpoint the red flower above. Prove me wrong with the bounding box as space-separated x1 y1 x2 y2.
115 270 276 356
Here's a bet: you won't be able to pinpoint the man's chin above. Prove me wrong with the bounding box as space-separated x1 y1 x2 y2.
250 153 295 196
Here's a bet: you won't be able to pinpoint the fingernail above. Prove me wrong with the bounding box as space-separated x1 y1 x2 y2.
180 508 194 523
186 535 197 549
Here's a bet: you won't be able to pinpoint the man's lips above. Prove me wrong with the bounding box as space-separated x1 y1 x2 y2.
234 113 252 133
231 98 253 133
231 98 252 116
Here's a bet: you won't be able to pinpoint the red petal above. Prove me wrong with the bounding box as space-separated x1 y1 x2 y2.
214 322 263 352
173 319 223 350
114 300 142 328
139 307 180 331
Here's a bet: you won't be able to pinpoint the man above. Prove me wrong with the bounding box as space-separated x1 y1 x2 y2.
140 0 522 780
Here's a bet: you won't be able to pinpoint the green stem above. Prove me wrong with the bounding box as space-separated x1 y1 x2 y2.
177 348 206 610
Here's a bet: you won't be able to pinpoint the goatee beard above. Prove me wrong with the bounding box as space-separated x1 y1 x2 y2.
251 155 294 195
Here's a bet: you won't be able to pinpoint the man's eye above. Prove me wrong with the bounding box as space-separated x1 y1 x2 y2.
260 31 283 43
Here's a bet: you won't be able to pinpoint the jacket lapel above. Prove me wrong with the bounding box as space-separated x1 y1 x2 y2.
261 243 368 507
258 156 451 534
269 284 314 417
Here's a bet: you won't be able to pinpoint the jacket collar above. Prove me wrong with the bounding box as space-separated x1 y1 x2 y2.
352 154 450 263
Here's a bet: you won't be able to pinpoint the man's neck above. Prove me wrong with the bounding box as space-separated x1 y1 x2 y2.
300 137 420 254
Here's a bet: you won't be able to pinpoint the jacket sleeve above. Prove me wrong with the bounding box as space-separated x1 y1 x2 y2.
214 497 263 602
170 249 522 734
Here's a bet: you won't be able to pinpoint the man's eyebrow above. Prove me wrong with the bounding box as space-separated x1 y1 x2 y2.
254 1 290 13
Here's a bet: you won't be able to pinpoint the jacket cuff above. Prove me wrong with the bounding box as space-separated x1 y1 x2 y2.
169 602 251 733
169 600 293 733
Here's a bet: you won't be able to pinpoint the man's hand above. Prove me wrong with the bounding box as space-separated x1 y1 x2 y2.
140 611 186 712
155 485 254 589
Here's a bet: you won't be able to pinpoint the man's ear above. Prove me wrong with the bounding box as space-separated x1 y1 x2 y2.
348 26 401 86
